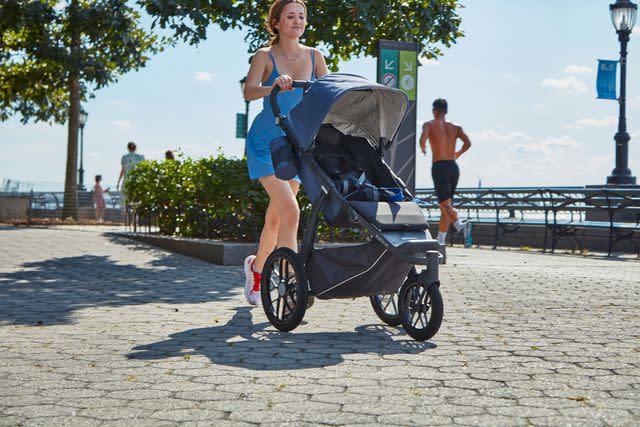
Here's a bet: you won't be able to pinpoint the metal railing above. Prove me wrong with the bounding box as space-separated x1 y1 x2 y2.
414 186 640 255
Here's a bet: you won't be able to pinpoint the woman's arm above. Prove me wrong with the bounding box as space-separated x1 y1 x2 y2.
244 50 277 101
314 48 329 78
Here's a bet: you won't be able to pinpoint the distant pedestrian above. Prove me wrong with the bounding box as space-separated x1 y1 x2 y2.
93 175 109 223
117 141 145 208
165 150 175 161
419 98 472 246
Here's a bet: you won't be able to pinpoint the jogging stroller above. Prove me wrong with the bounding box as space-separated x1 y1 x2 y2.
262 73 443 341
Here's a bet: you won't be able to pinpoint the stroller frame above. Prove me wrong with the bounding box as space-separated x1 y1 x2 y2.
260 76 444 341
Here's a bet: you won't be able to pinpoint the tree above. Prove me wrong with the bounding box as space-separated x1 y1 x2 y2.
139 0 464 70
0 0 161 219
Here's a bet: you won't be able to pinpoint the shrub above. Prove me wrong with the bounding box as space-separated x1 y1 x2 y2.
125 154 366 242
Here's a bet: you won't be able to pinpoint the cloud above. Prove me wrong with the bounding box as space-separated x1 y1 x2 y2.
469 130 532 142
194 71 216 81
514 136 578 156
419 57 440 66
112 120 132 130
541 76 588 93
564 65 593 74
565 116 617 129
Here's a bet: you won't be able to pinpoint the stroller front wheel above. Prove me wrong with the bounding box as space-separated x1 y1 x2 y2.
399 278 443 341
260 247 308 332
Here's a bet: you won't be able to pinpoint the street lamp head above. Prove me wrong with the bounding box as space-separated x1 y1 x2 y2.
79 108 88 128
610 0 638 32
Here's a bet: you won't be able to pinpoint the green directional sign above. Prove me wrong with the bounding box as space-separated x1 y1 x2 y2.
399 50 417 101
377 40 419 192
379 48 398 89
236 113 247 139
377 41 417 101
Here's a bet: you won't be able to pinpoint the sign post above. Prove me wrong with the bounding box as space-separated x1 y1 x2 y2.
377 40 419 193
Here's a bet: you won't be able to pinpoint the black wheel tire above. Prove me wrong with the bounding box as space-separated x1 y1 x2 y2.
260 247 308 332
370 292 401 326
399 279 443 341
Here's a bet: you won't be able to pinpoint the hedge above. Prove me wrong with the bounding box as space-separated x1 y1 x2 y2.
125 154 366 242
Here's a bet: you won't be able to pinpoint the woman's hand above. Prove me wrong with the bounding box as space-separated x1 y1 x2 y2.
274 74 293 91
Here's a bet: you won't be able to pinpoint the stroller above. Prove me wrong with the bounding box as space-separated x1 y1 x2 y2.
262 74 443 341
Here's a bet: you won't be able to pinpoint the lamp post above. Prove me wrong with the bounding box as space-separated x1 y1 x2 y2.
239 77 250 156
78 108 88 190
608 0 637 185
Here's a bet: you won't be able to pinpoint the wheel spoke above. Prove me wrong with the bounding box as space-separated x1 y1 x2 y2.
269 271 279 290
390 294 398 315
382 295 393 311
274 294 281 316
417 284 427 305
418 312 427 328
284 259 290 283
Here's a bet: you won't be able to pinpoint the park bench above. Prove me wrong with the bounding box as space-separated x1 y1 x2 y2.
415 187 640 257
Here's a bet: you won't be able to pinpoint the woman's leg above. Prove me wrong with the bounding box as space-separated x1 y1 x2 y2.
254 176 300 272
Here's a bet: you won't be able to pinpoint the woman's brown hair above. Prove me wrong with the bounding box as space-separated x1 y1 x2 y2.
266 0 307 46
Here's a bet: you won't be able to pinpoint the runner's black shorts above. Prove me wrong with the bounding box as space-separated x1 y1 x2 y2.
431 160 460 203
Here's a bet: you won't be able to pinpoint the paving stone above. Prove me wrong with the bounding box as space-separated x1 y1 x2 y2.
0 227 638 426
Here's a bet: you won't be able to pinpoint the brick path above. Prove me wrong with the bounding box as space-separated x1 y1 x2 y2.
0 226 638 426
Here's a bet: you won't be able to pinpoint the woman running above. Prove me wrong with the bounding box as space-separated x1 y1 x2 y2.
242 0 329 305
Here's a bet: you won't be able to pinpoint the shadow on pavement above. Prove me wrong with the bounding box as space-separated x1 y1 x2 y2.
0 235 237 326
127 306 436 370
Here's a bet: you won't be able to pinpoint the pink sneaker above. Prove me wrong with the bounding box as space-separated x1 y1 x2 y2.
243 255 261 305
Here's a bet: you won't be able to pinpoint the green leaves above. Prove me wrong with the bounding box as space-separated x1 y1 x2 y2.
138 0 464 71
0 0 162 124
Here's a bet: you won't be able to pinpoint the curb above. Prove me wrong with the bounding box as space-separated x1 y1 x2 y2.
111 232 257 266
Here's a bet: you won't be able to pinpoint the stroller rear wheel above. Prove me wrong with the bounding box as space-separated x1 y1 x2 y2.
260 247 308 332
399 278 443 341
370 292 401 326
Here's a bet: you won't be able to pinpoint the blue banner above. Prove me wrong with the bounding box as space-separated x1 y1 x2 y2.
597 59 618 100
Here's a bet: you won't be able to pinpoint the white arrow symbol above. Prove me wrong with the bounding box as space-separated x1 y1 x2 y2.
404 61 413 71
384 59 394 70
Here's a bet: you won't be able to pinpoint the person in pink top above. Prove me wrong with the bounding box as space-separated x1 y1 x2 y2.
93 175 110 223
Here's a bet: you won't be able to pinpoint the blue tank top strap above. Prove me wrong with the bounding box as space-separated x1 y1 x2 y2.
267 50 278 73
310 48 316 80
264 49 279 86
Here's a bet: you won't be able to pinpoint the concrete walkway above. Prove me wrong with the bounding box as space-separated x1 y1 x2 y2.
0 226 638 426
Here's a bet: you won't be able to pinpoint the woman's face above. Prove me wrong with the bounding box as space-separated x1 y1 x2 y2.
274 3 306 39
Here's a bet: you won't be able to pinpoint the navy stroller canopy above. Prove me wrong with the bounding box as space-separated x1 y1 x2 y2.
285 74 408 151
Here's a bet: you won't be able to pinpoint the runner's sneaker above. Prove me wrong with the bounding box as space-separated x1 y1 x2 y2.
243 255 261 305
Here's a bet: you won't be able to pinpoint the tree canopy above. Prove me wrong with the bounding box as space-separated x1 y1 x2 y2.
0 0 163 218
140 0 464 70
0 0 161 124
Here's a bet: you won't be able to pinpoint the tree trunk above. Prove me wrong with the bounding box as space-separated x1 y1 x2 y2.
62 76 79 219
62 1 80 220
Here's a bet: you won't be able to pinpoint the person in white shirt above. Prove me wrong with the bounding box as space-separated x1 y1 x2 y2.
117 141 145 209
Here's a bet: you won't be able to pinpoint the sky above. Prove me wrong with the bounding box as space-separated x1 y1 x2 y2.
2 0 640 191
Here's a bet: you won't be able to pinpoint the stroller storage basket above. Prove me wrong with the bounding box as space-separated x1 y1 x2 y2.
306 241 413 300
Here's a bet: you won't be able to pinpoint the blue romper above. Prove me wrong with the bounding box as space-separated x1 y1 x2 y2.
246 49 316 180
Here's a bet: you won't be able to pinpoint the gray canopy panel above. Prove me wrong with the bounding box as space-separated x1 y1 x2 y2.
284 73 408 151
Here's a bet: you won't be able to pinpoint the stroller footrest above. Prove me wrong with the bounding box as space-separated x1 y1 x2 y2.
350 201 429 231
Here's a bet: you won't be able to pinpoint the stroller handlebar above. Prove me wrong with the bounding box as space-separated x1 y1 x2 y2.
270 80 313 124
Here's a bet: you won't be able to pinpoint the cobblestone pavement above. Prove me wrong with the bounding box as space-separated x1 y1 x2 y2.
1 226 639 426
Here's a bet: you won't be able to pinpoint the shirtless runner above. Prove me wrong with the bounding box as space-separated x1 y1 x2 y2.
419 98 472 246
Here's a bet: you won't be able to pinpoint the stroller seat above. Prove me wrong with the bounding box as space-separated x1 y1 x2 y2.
350 201 429 231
